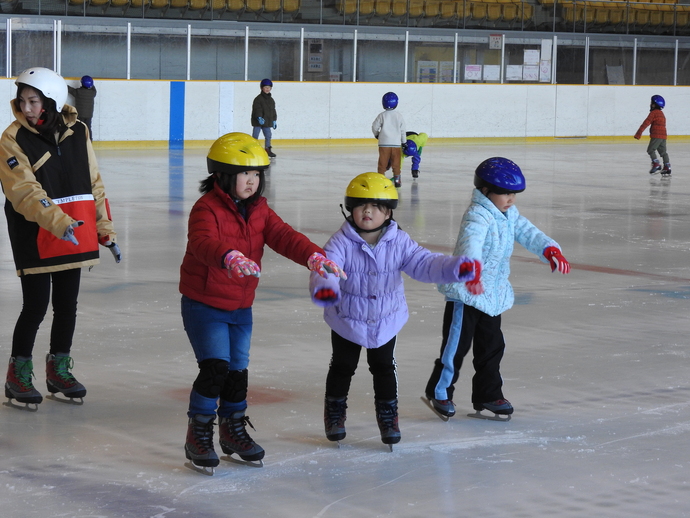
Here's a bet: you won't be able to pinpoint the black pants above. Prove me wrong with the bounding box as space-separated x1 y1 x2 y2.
325 330 397 401
425 301 505 406
12 269 81 358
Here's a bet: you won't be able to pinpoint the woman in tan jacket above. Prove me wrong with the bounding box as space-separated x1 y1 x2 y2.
0 67 120 409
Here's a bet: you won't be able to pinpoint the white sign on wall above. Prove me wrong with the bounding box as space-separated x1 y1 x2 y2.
489 34 502 50
464 64 482 81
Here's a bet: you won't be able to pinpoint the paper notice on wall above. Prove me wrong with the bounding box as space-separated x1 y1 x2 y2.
483 65 500 82
506 65 523 81
541 39 553 61
523 65 539 82
464 64 482 81
440 61 454 83
539 60 551 82
524 49 540 66
417 61 438 82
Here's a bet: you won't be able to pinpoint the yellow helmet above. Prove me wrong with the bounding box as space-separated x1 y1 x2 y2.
344 173 398 211
207 132 270 174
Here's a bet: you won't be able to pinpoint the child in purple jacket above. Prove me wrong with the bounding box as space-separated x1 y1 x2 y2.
309 172 475 450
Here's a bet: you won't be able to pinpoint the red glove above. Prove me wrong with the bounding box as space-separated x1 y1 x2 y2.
224 250 261 278
543 246 570 274
308 252 347 280
314 288 337 302
464 260 484 295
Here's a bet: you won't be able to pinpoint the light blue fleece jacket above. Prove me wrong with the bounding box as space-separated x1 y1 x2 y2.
438 189 560 317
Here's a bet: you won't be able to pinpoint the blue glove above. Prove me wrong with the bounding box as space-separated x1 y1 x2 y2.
61 220 84 246
257 117 265 126
272 121 277 130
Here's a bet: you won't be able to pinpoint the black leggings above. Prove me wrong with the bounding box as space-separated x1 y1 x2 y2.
325 330 398 401
12 268 82 358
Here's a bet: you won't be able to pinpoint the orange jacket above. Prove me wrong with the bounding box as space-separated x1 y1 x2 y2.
635 109 667 140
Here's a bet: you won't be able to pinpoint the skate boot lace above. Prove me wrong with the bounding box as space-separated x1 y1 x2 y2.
12 359 37 390
51 356 77 384
190 418 215 452
325 399 347 428
227 415 257 447
377 402 399 432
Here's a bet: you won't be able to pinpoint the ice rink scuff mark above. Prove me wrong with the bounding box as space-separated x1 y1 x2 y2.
312 469 414 518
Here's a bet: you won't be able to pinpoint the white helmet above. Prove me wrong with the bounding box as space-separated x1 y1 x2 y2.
16 67 68 112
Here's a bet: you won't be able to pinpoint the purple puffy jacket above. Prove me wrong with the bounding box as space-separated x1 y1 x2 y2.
310 220 473 349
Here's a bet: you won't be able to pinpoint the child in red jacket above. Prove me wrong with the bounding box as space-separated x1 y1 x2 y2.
180 132 345 474
634 94 671 176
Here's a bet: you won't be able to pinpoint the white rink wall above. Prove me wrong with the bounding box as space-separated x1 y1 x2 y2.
0 79 689 143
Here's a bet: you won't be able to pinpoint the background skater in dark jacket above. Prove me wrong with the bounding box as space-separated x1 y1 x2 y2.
251 78 277 158
67 75 97 141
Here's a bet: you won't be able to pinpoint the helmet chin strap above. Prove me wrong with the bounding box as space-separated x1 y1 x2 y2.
339 204 393 234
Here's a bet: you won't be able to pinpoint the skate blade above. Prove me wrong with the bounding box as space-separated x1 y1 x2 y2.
467 410 511 422
46 393 84 405
420 396 452 422
221 455 264 468
184 461 215 476
3 398 40 412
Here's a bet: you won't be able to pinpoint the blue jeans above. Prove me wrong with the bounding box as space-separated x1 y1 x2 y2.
252 126 272 148
181 296 253 416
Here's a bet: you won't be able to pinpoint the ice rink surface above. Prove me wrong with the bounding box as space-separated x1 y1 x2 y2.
1 139 690 517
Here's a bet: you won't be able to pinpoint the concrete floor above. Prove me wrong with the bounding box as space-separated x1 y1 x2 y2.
1 139 690 517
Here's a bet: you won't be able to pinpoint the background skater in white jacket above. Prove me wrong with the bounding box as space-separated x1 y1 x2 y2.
424 157 571 422
372 92 406 188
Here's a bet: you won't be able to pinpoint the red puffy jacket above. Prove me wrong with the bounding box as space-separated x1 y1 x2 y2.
180 182 324 311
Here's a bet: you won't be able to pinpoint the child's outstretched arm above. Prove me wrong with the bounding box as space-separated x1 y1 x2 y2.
634 114 653 139
308 252 347 279
543 246 570 274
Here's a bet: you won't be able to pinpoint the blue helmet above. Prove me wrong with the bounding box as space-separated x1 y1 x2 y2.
474 157 526 194
651 94 665 109
403 139 418 157
260 78 273 88
81 75 93 88
382 92 398 110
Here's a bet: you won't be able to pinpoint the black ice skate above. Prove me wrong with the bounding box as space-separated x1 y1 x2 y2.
411 169 419 179
421 396 455 421
375 399 401 451
324 396 347 446
185 414 220 476
661 163 672 177
649 160 662 175
4 356 42 411
265 147 276 158
393 175 401 188
45 354 86 404
219 410 265 467
468 399 513 422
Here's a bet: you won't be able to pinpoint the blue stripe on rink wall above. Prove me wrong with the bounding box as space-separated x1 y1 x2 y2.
169 82 185 149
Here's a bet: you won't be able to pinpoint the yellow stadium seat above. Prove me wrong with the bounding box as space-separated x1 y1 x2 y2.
245 0 263 11
283 0 299 10
375 0 392 16
392 0 408 16
264 0 281 11
408 0 425 15
425 0 441 16
471 1 488 19
519 1 533 20
359 0 375 15
440 0 456 18
150 0 168 7
487 2 502 19
502 2 518 20
339 0 357 13
90 0 109 5
227 0 245 10
110 0 130 7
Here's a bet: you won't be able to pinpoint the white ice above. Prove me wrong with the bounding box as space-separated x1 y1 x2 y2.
1 140 690 517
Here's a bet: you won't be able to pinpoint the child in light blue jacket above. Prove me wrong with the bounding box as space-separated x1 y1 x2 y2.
310 172 474 449
424 157 570 421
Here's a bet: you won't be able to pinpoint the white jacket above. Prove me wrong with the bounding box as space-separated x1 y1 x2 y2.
372 109 406 147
